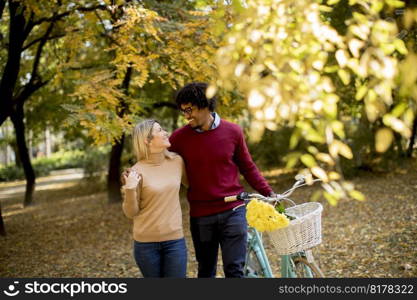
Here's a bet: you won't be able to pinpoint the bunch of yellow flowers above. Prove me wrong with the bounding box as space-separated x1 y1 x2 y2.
246 199 290 232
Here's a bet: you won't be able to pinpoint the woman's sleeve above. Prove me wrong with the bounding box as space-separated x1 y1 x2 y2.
122 180 142 219
180 158 189 188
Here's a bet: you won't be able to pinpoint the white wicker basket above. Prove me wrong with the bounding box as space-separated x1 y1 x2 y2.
267 202 323 255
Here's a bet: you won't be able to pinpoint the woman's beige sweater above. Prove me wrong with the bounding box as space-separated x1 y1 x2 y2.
122 152 187 242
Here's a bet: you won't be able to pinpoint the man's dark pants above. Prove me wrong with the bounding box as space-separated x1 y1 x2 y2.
190 205 247 278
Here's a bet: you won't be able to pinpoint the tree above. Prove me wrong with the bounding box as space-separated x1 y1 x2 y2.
0 1 108 207
214 0 417 204
66 1 220 202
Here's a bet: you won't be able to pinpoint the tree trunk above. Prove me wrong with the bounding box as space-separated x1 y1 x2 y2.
0 1 26 127
0 202 5 236
407 115 417 158
10 105 36 206
106 67 132 203
107 135 125 203
9 140 21 167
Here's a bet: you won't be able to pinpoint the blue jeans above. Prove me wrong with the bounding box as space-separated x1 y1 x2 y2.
133 238 187 278
190 205 247 278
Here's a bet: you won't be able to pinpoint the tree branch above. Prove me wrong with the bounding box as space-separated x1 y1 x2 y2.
153 101 177 109
30 21 54 81
22 32 67 51
0 0 5 21
22 11 35 41
66 64 102 71
94 10 122 47
14 14 55 107
32 4 107 26
14 78 50 107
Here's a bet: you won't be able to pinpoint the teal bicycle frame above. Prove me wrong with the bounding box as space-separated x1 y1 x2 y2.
245 228 273 277
244 226 316 278
236 176 323 278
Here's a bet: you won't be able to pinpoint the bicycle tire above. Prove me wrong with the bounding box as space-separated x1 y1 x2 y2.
291 256 324 278
245 249 265 277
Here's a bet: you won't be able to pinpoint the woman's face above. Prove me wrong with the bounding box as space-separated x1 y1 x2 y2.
149 122 170 151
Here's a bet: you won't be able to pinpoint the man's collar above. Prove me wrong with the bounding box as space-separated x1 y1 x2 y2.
194 112 220 133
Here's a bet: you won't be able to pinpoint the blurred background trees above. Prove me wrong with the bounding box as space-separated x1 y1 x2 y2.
1 0 416 235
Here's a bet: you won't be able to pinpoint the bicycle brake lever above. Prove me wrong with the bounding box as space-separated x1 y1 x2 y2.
237 192 250 200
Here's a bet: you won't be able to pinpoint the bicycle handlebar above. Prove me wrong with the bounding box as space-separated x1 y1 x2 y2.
224 176 321 206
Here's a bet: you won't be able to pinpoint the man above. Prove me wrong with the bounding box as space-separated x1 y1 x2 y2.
168 82 274 278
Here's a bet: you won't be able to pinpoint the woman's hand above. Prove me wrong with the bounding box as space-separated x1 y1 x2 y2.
123 169 141 189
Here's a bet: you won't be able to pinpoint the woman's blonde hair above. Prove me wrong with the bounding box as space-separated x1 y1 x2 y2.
132 119 175 161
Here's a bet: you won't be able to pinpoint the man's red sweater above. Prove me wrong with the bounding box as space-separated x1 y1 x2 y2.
169 119 273 217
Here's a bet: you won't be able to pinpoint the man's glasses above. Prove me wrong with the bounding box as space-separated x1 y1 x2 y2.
180 106 194 115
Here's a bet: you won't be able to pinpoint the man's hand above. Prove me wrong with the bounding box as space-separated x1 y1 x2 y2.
120 168 132 186
123 169 142 189
269 191 277 198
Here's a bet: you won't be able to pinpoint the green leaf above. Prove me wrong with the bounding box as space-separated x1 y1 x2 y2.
327 0 341 5
307 146 319 155
337 69 351 85
394 39 408 55
275 203 285 214
319 5 333 12
381 43 396 55
355 85 368 101
391 102 408 117
300 154 317 168
386 0 405 8
306 128 326 143
331 121 345 139
371 1 384 13
285 152 302 169
324 65 339 73
289 129 301 150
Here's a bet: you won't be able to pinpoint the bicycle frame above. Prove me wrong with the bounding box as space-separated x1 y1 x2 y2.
245 225 315 278
228 176 323 278
245 227 273 277
281 253 314 278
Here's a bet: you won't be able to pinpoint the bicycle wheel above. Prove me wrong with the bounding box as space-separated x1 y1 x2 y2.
291 256 324 278
245 249 265 277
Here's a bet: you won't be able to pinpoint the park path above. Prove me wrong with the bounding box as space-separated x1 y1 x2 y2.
1 164 416 277
0 169 85 201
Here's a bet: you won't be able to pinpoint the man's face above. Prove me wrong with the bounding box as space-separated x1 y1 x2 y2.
180 103 209 129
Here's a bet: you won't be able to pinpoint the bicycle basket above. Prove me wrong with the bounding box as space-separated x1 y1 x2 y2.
267 202 323 255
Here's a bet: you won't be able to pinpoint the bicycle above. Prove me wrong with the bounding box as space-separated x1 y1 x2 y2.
224 175 325 278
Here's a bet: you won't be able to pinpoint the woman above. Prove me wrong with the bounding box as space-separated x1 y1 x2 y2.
121 119 188 278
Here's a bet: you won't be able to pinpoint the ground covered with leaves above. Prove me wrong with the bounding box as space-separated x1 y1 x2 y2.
1 163 416 278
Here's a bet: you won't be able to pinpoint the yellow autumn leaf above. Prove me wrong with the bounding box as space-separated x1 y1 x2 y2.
316 153 335 166
329 140 353 159
329 171 341 180
355 85 367 101
311 166 329 182
323 191 338 206
349 190 366 201
301 154 317 168
337 69 351 85
375 128 394 153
